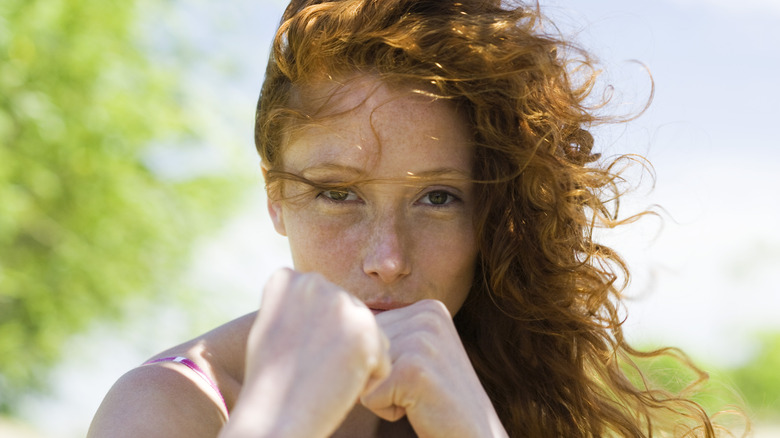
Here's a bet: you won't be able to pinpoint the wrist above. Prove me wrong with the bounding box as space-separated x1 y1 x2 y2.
219 409 307 438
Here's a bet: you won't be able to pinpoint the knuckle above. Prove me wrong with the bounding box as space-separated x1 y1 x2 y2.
333 303 379 355
412 306 449 334
299 271 324 288
410 330 439 356
264 268 291 292
419 299 448 315
396 353 432 389
354 315 381 350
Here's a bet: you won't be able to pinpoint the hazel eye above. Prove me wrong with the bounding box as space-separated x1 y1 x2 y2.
421 191 457 206
320 189 357 202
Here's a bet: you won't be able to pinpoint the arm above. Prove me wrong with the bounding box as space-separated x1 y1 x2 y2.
88 269 387 438
87 363 226 438
218 269 390 438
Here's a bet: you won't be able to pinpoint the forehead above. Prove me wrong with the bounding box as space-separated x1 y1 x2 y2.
289 74 450 120
281 75 474 178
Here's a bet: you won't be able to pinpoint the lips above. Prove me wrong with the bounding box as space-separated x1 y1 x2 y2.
366 302 410 315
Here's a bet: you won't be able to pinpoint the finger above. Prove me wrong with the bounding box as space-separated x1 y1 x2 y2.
345 290 370 310
375 299 449 326
375 299 453 339
360 381 406 422
260 267 294 307
365 404 406 422
362 330 391 395
360 355 409 423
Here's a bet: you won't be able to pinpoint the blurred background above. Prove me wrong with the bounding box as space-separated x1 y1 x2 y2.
1 0 777 436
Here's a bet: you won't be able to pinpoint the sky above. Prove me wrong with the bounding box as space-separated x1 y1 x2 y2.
543 0 780 362
13 0 780 436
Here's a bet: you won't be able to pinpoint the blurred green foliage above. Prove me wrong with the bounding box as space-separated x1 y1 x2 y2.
729 333 780 421
623 349 743 419
0 0 243 411
626 334 780 427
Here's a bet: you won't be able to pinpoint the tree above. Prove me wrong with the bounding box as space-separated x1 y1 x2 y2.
0 0 243 412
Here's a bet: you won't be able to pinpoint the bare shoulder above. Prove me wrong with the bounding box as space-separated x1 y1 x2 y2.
88 312 258 438
87 363 225 438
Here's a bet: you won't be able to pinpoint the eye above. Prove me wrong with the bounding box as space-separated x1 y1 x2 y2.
419 190 458 206
319 188 358 202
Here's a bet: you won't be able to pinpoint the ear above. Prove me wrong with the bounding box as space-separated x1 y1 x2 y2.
267 197 287 236
262 164 287 236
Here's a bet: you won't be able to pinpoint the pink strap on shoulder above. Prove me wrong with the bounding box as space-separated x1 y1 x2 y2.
144 356 229 416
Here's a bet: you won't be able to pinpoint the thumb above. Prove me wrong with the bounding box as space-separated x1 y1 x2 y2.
360 370 407 422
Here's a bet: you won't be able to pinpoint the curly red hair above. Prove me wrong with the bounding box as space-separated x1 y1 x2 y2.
255 0 727 435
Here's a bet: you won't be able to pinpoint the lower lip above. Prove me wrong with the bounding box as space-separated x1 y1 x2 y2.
370 309 386 315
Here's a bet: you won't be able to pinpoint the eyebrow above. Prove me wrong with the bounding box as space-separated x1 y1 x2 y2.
299 163 472 181
299 163 366 177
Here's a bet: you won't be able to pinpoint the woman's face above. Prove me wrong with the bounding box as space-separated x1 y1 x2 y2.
267 76 478 316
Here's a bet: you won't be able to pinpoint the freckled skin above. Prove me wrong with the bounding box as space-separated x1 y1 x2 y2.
268 76 478 315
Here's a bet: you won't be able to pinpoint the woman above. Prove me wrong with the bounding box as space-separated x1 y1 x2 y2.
89 0 724 436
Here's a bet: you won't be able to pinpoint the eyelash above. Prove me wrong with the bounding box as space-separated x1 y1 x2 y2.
317 188 360 203
315 186 461 208
418 190 461 207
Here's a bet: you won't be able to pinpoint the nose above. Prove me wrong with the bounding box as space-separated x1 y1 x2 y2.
362 211 411 284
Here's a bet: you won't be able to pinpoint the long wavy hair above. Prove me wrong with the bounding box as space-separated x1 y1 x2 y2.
255 0 726 435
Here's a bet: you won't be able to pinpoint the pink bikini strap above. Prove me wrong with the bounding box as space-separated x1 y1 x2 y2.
144 356 229 415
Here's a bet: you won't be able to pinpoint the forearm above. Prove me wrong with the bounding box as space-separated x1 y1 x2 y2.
218 383 333 438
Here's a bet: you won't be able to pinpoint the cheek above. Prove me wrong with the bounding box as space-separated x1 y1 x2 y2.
418 214 477 266
284 209 365 273
413 217 478 309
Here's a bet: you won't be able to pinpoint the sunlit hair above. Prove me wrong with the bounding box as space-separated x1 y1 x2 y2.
256 0 728 435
